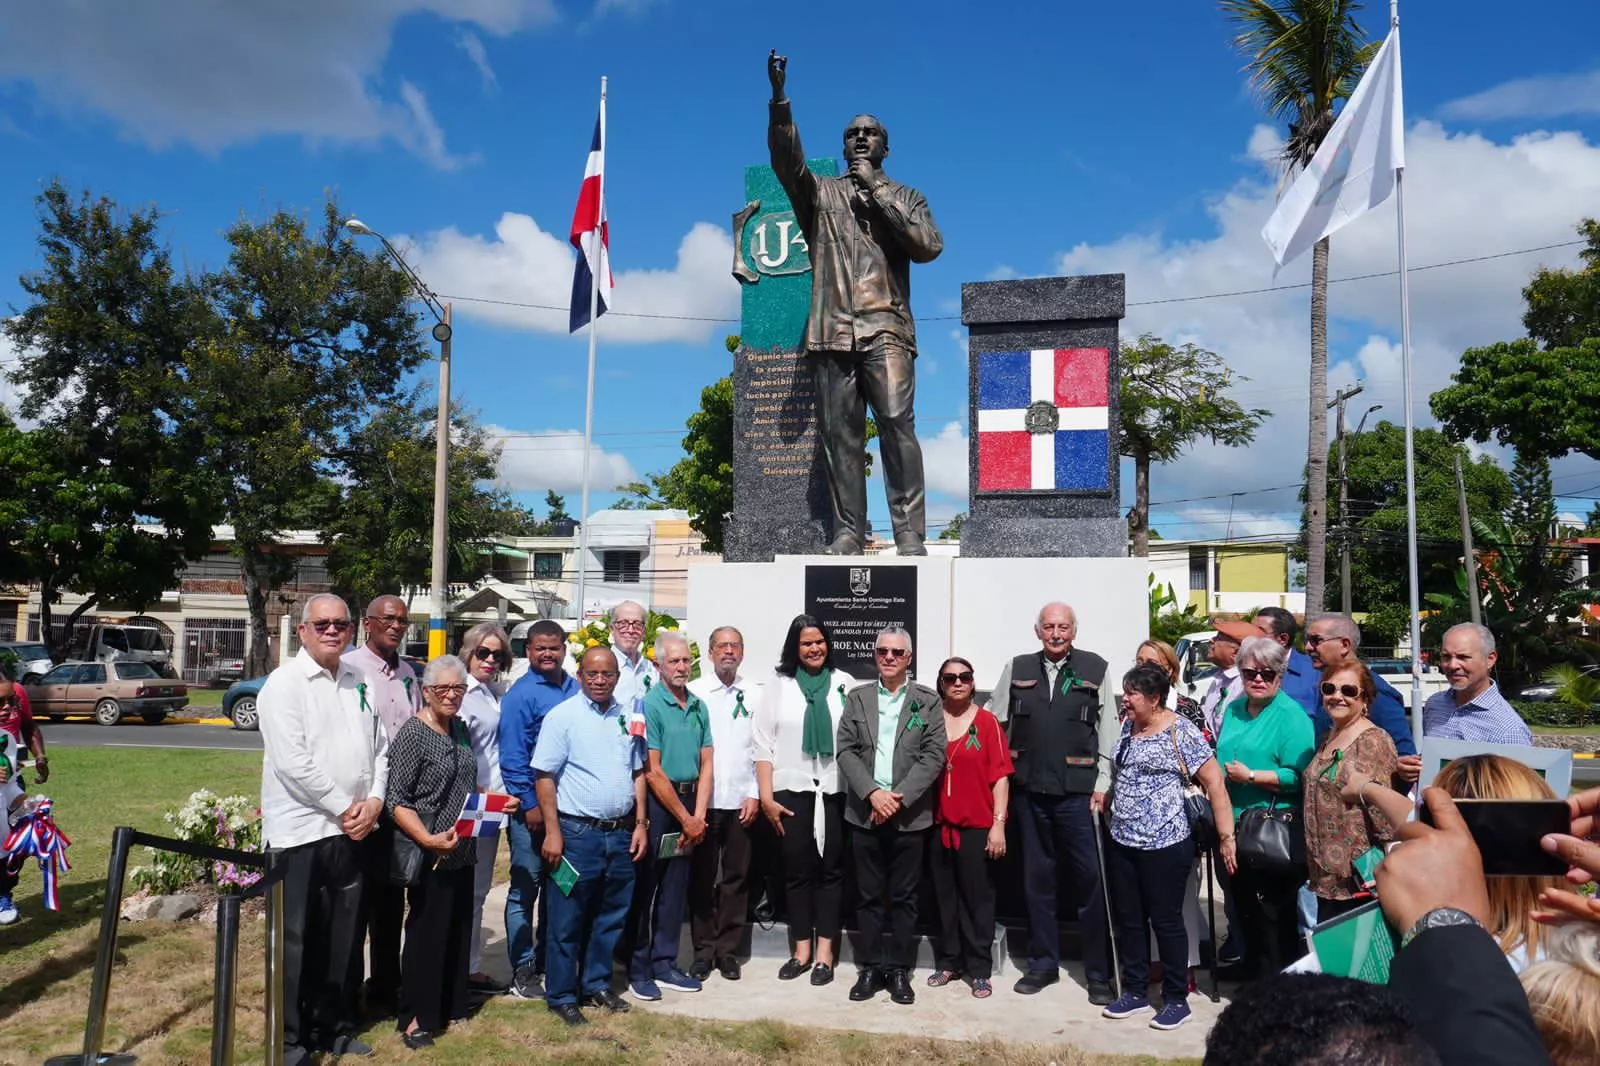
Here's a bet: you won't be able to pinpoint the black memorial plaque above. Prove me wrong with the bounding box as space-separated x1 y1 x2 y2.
803 565 918 683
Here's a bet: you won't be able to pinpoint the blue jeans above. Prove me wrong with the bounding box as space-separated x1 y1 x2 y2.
504 817 548 975
545 817 637 1006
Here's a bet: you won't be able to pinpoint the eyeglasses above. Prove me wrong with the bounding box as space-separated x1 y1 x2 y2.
711 641 743 651
579 669 619 680
1240 667 1278 683
366 615 409 630
875 647 910 659
307 619 353 633
429 684 468 698
1320 681 1363 699
612 619 645 630
1304 634 1345 648
940 671 974 685
472 646 507 664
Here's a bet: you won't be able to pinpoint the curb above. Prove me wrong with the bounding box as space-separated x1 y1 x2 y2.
166 716 234 727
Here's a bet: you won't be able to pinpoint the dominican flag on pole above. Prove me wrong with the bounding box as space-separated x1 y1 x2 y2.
454 792 514 838
975 348 1111 492
569 98 612 333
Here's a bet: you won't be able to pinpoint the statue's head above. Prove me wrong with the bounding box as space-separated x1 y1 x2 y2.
842 114 888 167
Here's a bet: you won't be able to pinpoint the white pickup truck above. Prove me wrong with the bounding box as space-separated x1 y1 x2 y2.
1173 630 1450 709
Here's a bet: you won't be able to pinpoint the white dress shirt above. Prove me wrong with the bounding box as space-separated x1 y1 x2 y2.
689 671 764 811
613 645 659 718
260 648 389 850
750 669 856 796
460 675 504 792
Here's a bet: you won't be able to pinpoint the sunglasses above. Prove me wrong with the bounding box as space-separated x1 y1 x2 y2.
307 619 353 633
472 646 507 664
1304 634 1346 648
1320 681 1363 699
875 647 910 659
1240 667 1278 683
940 671 975 685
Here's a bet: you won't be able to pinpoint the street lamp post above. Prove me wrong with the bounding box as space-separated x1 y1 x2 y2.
345 218 453 659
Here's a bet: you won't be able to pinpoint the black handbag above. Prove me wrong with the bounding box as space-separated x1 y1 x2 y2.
1235 797 1306 876
1169 727 1217 850
390 828 431 887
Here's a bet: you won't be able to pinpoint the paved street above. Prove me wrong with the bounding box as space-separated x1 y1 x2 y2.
40 719 262 752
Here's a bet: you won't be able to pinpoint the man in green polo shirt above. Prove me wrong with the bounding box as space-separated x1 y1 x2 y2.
622 631 713 1001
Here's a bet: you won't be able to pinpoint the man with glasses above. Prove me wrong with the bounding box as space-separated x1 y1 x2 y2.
835 626 943 1004
988 602 1120 1004
1253 607 1319 717
609 601 658 718
341 593 420 1016
687 626 763 982
260 594 388 1064
532 646 650 1026
1304 614 1416 758
498 619 580 1001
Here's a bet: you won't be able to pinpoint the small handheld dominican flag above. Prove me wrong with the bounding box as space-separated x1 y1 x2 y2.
975 347 1111 492
454 792 514 839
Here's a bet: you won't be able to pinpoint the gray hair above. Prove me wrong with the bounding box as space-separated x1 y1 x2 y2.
301 593 350 624
1312 613 1362 646
1445 622 1496 657
1037 601 1076 626
610 600 646 623
708 625 743 646
1238 636 1288 674
458 622 511 671
653 631 690 659
875 625 914 653
422 653 468 688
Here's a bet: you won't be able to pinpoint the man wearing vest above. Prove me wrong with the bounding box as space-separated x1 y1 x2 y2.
989 602 1121 1004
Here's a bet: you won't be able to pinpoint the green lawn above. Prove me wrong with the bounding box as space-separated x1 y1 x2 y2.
1533 724 1600 736
184 686 227 708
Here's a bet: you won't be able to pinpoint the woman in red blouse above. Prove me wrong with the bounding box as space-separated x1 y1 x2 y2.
926 656 1014 998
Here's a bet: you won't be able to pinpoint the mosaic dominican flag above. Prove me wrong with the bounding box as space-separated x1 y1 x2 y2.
976 347 1111 492
454 792 514 838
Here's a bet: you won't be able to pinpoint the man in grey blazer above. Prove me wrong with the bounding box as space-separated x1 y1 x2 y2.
835 625 946 1005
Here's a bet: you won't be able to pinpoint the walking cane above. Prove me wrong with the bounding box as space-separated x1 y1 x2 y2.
1090 804 1122 999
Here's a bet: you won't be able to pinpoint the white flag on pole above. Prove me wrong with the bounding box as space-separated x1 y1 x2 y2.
1262 26 1404 267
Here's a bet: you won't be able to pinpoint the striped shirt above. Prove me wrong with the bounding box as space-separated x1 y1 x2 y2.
1421 682 1533 746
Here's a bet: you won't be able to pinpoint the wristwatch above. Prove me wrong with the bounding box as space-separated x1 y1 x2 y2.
1400 906 1481 949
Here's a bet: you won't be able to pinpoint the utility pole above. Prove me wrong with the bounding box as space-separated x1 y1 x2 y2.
1454 452 1483 626
1329 383 1365 615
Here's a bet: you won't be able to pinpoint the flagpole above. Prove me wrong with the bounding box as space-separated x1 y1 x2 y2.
574 74 606 630
1391 0 1424 742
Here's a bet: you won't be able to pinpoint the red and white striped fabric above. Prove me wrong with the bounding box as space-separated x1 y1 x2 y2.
568 100 612 333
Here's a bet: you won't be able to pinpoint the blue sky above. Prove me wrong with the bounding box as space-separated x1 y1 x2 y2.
4 0 1600 545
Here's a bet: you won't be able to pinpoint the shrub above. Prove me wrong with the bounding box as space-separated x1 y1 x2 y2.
130 789 263 895
1511 700 1595 731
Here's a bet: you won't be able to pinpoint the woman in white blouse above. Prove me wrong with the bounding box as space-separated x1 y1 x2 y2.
457 622 511 993
753 614 855 987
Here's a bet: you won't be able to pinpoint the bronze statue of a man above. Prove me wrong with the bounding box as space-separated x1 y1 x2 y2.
767 50 943 556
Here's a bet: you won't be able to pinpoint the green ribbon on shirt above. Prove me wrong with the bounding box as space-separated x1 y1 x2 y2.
733 690 749 719
1059 666 1079 695
1320 749 1343 782
402 676 414 706
965 723 981 751
357 682 371 716
905 701 924 732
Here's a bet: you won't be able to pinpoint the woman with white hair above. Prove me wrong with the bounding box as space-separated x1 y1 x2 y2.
1214 635 1315 981
456 622 512 993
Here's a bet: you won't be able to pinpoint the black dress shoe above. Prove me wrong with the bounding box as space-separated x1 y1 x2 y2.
886 968 915 1005
1086 978 1116 1006
689 960 713 982
849 968 885 1002
401 1030 434 1051
549 1003 588 1026
778 957 813 980
809 962 833 987
1013 969 1060 995
583 989 631 1013
326 1034 374 1057
718 958 742 981
822 533 863 556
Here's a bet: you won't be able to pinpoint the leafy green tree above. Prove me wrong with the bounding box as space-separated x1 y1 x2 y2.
1119 334 1267 556
544 492 573 525
1223 0 1381 611
939 513 965 540
190 200 429 675
1 182 217 655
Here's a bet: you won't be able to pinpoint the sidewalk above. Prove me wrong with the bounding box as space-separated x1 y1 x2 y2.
474 879 1225 1060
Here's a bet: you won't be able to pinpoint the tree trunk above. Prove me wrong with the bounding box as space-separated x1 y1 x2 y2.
1304 237 1332 615
37 586 58 661
1132 449 1152 557
239 548 275 678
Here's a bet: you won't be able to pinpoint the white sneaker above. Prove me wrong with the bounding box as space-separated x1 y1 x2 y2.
0 896 18 925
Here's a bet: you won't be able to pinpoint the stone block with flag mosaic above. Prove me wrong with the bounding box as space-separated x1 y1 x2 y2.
975 347 1111 492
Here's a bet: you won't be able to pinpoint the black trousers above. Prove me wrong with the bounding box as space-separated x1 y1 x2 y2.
1014 790 1110 981
929 827 998 979
776 789 845 945
1232 863 1305 975
812 344 926 541
358 820 405 1003
690 807 754 966
851 822 928 972
1107 837 1195 1003
278 834 364 1050
397 862 473 1033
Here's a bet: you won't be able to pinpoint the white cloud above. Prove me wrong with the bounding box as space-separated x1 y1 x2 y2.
1052 120 1600 540
0 0 555 166
405 214 739 344
456 30 497 93
1440 70 1600 122
0 326 28 422
487 426 637 492
920 420 969 497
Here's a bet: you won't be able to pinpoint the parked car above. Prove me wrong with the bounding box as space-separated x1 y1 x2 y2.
25 660 189 725
1516 663 1600 703
222 675 266 731
208 657 246 686
0 641 54 683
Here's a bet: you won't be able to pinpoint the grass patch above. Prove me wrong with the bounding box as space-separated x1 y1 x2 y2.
184 687 227 708
0 749 1195 1066
1533 724 1600 736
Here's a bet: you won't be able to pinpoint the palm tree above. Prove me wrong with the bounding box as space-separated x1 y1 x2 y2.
1222 0 1380 614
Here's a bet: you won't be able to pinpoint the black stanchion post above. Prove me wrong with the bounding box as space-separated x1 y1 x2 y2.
263 852 285 1064
210 894 242 1066
80 825 136 1065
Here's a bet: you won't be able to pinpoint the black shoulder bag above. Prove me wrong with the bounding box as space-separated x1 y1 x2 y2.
1169 726 1217 850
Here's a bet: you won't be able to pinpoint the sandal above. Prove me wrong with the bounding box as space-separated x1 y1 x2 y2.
972 978 993 999
926 969 959 988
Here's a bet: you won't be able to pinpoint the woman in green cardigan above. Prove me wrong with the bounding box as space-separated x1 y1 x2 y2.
1214 636 1315 980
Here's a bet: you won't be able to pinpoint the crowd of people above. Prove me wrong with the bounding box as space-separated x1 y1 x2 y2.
256 592 1600 1064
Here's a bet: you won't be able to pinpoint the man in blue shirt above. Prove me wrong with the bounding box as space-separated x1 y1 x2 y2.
1254 607 1319 717
533 646 649 1026
1415 623 1533 751
1304 614 1417 758
497 619 579 1001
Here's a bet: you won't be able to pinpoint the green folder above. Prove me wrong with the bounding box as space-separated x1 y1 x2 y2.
1309 900 1399 984
658 831 693 860
550 856 580 897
